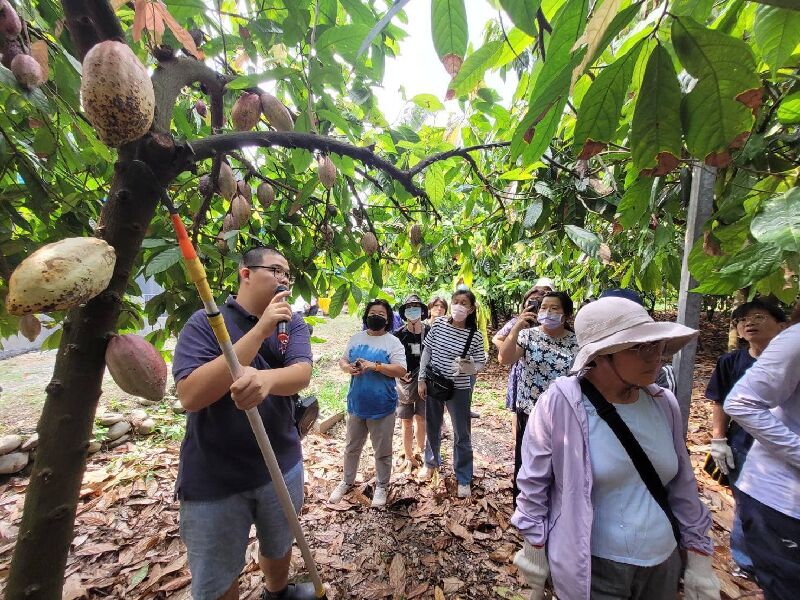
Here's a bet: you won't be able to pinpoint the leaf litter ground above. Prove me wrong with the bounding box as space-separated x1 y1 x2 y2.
0 314 764 599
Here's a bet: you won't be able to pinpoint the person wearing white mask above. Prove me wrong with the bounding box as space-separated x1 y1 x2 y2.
498 291 578 505
394 294 430 472
417 289 487 497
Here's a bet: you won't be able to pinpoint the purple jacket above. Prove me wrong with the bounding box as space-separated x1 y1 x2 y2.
511 376 713 600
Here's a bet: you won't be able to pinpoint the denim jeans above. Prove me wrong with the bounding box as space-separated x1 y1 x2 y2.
424 386 473 484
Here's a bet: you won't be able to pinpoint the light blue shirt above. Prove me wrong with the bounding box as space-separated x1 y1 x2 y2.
344 331 406 419
726 324 800 519
582 389 679 566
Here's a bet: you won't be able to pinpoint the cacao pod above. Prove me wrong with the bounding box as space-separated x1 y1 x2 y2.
0 0 21 37
231 92 261 131
223 212 237 232
10 54 43 90
326 204 338 217
322 223 334 246
260 92 293 131
317 155 337 189
217 162 237 199
215 235 229 254
256 182 275 208
105 334 167 402
80 41 155 147
236 180 252 202
198 174 213 197
6 237 116 315
361 232 378 255
409 223 423 246
18 315 41 342
231 194 252 227
195 99 207 117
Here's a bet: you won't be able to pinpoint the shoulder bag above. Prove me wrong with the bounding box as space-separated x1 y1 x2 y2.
425 326 476 401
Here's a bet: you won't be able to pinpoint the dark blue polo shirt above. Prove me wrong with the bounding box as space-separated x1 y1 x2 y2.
172 296 312 501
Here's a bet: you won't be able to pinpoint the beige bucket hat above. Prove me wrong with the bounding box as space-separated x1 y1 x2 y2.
571 297 698 372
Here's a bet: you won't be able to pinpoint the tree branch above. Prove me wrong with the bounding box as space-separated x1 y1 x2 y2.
407 141 510 177
151 56 227 133
353 167 414 222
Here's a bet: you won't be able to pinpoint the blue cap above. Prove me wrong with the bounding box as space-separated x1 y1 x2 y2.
598 288 644 306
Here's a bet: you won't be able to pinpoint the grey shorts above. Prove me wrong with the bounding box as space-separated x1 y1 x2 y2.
397 397 425 419
179 461 304 600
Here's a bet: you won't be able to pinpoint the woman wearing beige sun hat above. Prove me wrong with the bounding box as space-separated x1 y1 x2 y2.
512 297 720 600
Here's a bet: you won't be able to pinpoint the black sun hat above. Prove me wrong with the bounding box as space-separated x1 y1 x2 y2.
399 294 428 321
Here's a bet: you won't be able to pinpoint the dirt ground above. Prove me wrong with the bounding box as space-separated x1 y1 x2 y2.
0 314 763 599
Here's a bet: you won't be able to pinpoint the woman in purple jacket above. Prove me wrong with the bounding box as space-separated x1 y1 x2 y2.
512 297 720 600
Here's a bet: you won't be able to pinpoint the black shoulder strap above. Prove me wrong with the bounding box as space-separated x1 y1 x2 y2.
579 378 681 544
461 328 476 359
219 302 284 370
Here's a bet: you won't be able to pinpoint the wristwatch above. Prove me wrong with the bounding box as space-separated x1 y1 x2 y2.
374 361 382 373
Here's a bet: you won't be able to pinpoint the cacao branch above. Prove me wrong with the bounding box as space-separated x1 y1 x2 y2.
406 141 511 177
151 56 227 133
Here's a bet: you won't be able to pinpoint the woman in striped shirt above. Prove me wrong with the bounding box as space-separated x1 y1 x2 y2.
417 289 487 498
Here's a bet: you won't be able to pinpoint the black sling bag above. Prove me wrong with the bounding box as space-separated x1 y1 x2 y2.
424 326 476 400
579 378 681 544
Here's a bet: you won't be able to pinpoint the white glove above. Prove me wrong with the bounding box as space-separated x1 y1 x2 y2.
683 552 720 600
710 438 735 475
452 356 478 376
513 541 549 600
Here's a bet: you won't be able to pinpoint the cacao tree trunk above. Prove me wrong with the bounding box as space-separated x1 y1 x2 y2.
5 155 167 599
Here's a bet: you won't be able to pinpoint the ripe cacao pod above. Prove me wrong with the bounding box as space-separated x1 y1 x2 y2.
198 174 213 197
223 212 237 232
260 92 293 131
10 54 43 90
6 237 116 315
231 92 261 131
80 41 155 147
236 180 252 202
217 162 237 199
195 99 207 117
0 0 21 37
409 223 423 246
18 315 41 342
317 155 337 189
105 334 167 402
256 182 275 208
361 232 378 255
231 194 252 227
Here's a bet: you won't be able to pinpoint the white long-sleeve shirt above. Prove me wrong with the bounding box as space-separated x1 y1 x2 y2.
725 323 800 519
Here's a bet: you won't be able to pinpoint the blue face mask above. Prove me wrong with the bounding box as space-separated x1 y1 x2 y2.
538 312 563 328
405 307 422 321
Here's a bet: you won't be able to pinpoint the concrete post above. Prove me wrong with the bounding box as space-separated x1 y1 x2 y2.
673 164 716 435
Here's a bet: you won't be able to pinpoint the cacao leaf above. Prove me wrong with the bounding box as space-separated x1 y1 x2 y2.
574 39 644 159
450 41 504 97
431 0 468 60
498 0 541 37
750 188 800 253
630 44 682 176
617 177 652 229
670 0 715 20
776 91 800 124
316 24 373 64
671 17 761 166
571 0 626 84
523 198 544 229
746 0 800 9
328 283 349 319
356 0 411 57
753 5 800 75
493 28 535 69
565 224 601 257
145 247 182 277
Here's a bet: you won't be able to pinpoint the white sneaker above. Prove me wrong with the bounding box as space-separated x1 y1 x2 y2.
328 482 352 503
371 486 388 508
457 483 471 498
417 465 437 481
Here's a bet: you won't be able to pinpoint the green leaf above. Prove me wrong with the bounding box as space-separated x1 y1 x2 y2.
499 0 542 37
746 0 800 9
225 68 297 90
670 0 714 20
145 247 182 277
671 17 761 164
450 41 504 96
431 0 468 60
617 177 652 229
777 91 800 124
753 5 800 74
328 283 349 318
523 198 544 228
630 44 683 176
346 255 368 273
574 40 644 158
130 565 149 588
355 0 409 57
565 224 601 256
410 94 444 112
580 1 644 74
425 166 446 202
571 0 628 82
316 24 373 63
716 242 784 288
750 188 800 252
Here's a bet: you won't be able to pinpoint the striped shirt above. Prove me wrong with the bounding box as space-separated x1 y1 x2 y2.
420 318 487 389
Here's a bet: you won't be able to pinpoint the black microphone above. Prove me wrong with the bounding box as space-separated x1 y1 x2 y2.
275 285 290 347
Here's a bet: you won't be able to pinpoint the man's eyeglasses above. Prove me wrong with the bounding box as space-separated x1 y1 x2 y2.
247 265 295 284
626 341 666 358
732 313 770 327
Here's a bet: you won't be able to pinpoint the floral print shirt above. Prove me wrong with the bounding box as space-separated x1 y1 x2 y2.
516 327 578 414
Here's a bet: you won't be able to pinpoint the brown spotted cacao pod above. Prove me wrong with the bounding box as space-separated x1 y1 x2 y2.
317 155 337 189
256 181 275 208
19 315 41 342
6 237 116 315
361 232 378 255
198 174 213 197
260 92 293 131
236 180 252 202
80 41 155 147
10 54 43 90
410 223 423 246
105 334 167 402
322 223 334 246
0 0 21 37
217 162 237 199
195 99 207 117
231 92 261 131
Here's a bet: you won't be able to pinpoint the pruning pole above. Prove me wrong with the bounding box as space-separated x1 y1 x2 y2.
164 196 325 598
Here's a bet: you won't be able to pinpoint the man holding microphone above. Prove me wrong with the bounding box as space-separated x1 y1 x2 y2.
172 246 315 600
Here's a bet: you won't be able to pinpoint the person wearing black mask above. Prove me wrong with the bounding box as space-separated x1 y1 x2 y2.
329 299 407 508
